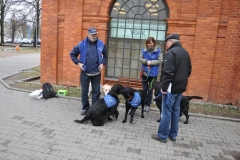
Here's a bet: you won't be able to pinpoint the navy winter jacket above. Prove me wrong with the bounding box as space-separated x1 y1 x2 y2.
70 37 107 74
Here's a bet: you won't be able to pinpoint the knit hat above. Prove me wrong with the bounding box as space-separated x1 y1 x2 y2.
88 27 97 34
165 34 180 41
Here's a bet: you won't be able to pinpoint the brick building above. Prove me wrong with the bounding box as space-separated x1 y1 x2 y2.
41 0 240 107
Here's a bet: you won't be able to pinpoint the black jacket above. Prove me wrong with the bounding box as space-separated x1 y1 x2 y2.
161 42 192 94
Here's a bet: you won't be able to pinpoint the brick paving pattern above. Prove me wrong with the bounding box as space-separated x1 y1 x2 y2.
0 53 240 160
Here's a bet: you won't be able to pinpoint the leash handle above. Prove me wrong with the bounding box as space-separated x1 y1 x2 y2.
142 66 150 81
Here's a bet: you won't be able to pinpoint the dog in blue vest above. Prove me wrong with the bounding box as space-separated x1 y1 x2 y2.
74 84 123 126
120 86 145 124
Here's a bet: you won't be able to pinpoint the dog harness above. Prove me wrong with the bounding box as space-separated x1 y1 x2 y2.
128 92 141 107
104 95 117 108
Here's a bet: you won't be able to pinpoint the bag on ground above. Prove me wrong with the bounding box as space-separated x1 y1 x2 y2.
42 82 57 99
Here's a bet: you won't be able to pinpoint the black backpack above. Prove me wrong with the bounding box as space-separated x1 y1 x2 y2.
42 82 57 99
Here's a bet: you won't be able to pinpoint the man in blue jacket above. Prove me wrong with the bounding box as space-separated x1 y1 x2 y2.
70 27 107 115
151 33 192 143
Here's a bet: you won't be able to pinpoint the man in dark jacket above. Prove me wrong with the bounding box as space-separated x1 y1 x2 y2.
70 27 107 115
151 33 192 143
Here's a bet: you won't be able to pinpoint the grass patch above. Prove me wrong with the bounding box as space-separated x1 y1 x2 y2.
19 47 41 53
0 44 40 53
189 103 240 119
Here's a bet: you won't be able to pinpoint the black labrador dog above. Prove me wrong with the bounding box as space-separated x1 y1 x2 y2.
74 84 123 126
154 81 203 124
120 86 145 123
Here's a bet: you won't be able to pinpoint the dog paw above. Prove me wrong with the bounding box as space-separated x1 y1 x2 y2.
184 121 188 124
74 120 84 124
108 117 113 121
114 114 119 119
122 120 127 123
157 119 160 122
141 115 145 118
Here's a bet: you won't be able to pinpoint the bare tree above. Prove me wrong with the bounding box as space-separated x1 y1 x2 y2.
17 0 41 47
0 0 17 44
0 0 41 45
9 9 27 42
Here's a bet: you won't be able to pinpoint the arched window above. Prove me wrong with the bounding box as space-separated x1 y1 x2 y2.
107 0 169 79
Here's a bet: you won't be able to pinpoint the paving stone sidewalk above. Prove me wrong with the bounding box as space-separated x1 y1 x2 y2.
0 54 240 160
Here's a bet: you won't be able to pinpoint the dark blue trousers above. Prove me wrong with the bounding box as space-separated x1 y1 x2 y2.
142 75 156 106
80 72 101 111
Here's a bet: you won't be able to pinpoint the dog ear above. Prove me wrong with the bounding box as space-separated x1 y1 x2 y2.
100 87 104 95
111 84 119 93
130 88 135 96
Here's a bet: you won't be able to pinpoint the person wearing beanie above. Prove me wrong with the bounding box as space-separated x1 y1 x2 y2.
139 37 163 112
151 33 192 143
70 27 107 116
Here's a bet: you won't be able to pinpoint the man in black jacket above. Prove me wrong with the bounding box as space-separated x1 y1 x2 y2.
151 33 192 143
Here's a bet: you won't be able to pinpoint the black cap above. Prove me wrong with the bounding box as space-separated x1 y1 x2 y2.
165 34 180 41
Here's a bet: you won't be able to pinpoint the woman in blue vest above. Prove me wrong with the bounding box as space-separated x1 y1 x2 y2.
139 37 163 112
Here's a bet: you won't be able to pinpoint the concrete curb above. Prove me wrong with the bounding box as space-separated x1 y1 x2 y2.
1 77 240 123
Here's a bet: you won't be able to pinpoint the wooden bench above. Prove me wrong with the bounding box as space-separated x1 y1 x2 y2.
103 78 142 89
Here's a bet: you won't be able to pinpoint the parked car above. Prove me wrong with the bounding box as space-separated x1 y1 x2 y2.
5 39 12 43
19 38 32 46
14 38 22 43
32 39 41 45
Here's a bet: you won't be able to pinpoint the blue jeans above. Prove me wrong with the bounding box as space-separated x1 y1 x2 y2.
80 72 101 111
142 76 156 106
157 93 182 140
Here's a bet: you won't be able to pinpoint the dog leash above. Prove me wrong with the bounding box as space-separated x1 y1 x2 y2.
111 91 119 97
141 66 150 81
149 78 155 90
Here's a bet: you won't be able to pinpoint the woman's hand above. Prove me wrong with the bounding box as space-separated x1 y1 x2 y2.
147 61 151 66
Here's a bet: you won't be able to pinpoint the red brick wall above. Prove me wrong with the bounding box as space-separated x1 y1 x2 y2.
41 0 240 107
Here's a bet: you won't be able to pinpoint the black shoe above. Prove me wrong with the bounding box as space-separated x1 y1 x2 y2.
151 133 167 143
168 136 176 141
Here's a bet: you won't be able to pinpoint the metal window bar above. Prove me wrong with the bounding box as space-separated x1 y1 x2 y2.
108 0 168 79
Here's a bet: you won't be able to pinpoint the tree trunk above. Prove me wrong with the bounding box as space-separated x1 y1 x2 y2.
33 1 40 47
0 3 5 45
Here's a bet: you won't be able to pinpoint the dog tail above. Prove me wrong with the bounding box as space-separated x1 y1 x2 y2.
187 96 203 101
74 115 90 124
74 119 85 124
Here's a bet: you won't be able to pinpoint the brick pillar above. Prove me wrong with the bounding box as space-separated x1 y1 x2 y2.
62 0 84 87
226 0 240 106
41 0 59 84
188 0 222 101
233 61 240 107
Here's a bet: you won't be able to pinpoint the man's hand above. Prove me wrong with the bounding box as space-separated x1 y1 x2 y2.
161 89 167 94
78 63 84 71
99 64 104 71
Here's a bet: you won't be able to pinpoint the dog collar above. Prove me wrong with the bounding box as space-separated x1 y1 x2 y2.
128 92 141 107
104 95 117 108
